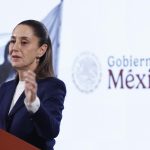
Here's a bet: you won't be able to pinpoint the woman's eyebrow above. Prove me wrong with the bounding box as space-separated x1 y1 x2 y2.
10 36 29 40
10 36 15 39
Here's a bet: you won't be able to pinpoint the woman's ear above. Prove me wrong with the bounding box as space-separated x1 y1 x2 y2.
37 44 48 58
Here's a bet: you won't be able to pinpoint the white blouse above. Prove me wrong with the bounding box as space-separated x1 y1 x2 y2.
9 81 40 114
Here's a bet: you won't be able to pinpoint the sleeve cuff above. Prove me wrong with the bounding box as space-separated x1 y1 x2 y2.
24 96 40 113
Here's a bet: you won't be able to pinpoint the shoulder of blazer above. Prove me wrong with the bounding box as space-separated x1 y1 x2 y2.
0 77 66 93
0 79 17 104
37 77 66 93
0 79 16 89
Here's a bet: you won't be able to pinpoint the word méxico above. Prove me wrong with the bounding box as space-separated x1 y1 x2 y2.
108 69 150 89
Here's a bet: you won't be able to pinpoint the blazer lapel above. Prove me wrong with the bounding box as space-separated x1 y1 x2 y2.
8 92 25 117
3 80 17 117
1 80 17 129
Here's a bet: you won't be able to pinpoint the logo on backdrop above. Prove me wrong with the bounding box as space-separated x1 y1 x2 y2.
72 52 101 93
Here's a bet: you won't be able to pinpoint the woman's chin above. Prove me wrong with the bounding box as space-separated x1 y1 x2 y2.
11 63 23 70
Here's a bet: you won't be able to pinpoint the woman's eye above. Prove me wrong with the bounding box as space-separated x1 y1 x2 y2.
21 41 28 45
9 40 15 43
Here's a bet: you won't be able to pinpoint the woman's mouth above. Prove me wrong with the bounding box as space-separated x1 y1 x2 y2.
11 55 21 61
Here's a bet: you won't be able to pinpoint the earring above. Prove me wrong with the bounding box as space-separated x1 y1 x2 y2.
36 56 40 63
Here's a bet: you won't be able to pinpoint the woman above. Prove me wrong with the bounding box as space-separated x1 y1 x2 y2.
0 20 66 150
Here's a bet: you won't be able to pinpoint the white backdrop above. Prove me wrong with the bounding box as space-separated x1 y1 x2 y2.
1 0 150 150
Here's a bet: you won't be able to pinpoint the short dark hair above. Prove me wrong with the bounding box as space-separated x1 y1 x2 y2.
17 19 54 79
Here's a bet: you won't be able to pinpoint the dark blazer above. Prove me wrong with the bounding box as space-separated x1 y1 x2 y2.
0 77 66 150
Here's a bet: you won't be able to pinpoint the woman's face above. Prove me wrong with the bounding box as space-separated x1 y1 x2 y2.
9 24 42 71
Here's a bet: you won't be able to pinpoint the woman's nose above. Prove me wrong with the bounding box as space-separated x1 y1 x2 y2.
12 42 20 51
9 41 20 55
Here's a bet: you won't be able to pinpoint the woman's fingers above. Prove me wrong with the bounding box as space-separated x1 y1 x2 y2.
24 70 37 102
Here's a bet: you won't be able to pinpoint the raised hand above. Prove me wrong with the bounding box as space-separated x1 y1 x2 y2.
24 70 37 103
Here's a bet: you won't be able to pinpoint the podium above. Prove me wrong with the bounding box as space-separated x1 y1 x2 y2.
0 129 40 150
